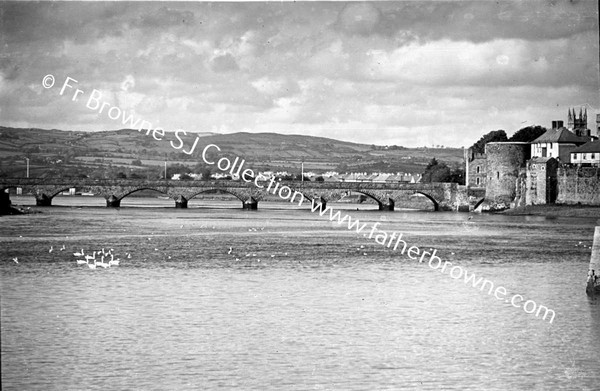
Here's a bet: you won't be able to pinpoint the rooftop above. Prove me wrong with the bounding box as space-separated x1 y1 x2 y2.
570 140 600 153
531 127 588 144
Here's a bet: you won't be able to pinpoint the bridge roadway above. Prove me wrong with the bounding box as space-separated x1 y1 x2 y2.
1 178 470 211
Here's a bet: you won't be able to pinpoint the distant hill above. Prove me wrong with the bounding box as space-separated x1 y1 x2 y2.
0 126 464 177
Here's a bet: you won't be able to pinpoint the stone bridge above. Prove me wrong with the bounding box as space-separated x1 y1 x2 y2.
1 178 470 211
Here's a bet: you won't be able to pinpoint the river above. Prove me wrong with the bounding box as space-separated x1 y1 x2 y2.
1 196 599 390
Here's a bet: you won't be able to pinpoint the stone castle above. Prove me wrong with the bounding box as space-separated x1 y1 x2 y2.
467 108 600 210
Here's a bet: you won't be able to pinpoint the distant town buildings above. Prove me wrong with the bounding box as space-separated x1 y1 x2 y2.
171 170 423 184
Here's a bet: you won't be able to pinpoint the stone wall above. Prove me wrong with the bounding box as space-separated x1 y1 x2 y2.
525 158 558 205
556 166 600 205
484 142 530 203
468 153 487 188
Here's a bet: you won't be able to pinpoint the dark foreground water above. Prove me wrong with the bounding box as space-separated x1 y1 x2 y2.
1 196 600 390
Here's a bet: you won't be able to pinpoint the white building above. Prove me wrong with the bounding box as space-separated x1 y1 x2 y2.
530 127 588 162
570 141 600 166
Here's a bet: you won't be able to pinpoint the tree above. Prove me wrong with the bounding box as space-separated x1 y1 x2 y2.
470 130 508 154
508 125 547 142
422 159 451 182
315 176 325 182
179 173 193 181
200 167 212 181
421 158 464 184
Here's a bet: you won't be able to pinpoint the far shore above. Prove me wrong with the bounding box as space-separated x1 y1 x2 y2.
499 204 600 218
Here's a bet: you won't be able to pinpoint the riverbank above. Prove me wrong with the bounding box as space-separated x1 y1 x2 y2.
499 204 600 218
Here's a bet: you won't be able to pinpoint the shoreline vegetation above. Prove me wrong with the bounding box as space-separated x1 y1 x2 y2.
498 204 600 218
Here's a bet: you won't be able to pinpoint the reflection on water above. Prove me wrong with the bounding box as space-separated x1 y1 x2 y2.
1 197 599 390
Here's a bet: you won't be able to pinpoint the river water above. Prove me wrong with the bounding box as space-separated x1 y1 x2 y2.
1 196 599 390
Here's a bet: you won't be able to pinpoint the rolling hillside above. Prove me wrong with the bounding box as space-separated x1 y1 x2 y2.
0 127 464 177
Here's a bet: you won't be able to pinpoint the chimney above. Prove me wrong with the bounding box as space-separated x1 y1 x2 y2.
552 120 563 130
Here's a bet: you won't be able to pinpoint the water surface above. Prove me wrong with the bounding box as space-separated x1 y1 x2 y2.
1 197 599 390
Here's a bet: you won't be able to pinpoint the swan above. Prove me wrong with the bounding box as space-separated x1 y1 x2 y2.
73 249 84 257
12 257 18 264
97 256 110 268
60 245 66 251
87 259 97 270
228 247 233 254
126 253 132 259
108 254 120 266
76 259 87 265
85 251 97 262
49 246 53 253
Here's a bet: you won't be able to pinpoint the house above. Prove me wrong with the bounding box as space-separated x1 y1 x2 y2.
372 174 391 183
570 140 600 166
530 126 589 162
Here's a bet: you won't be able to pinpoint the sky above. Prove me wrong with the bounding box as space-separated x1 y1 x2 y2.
0 0 598 148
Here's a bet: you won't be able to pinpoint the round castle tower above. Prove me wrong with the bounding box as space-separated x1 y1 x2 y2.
485 142 530 203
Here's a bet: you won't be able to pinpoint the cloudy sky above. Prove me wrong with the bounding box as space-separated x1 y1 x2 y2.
1 1 598 147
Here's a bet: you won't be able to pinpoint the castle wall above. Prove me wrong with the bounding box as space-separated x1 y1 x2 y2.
525 158 558 205
556 166 600 205
468 154 487 188
484 142 530 203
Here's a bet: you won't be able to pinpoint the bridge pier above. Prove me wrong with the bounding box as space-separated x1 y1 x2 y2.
35 193 52 206
175 195 188 208
318 197 327 212
378 199 395 211
1 190 11 213
106 195 121 208
243 197 258 210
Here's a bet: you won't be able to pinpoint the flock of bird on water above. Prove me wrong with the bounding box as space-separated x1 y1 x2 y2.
10 245 131 269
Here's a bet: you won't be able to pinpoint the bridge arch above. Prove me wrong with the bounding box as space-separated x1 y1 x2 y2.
188 188 246 203
353 190 394 211
119 187 168 200
414 191 439 211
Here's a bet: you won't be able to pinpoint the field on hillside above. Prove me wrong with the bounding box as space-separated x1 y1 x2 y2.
0 127 464 177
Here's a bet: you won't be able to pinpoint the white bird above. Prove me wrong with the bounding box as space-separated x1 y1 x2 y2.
60 245 66 251
97 256 110 268
73 249 84 257
87 259 97 270
126 253 132 259
228 247 233 254
108 254 120 266
85 251 97 262
76 259 87 265
49 246 53 253
12 257 18 264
